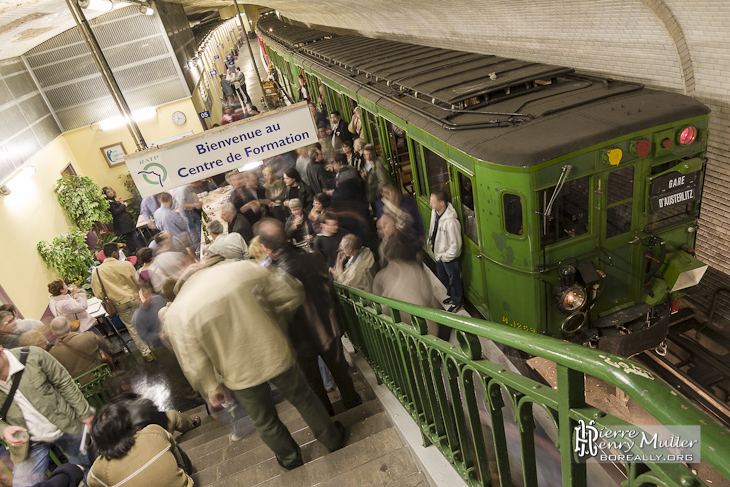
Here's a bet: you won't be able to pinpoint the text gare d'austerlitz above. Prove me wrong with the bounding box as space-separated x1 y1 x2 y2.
178 123 311 178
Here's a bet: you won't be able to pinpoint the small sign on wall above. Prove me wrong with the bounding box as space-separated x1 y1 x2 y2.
100 142 126 168
199 111 211 119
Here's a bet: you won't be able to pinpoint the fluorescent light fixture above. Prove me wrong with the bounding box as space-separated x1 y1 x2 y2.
2 165 36 195
98 107 158 131
78 0 114 11
239 161 263 172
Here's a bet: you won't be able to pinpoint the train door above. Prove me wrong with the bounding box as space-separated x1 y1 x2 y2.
598 164 640 308
382 120 414 195
451 168 488 312
362 110 384 158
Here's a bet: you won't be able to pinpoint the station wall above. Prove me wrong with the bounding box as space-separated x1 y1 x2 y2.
0 97 201 320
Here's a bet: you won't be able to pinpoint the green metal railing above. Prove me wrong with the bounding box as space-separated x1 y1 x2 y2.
334 284 730 487
75 363 114 410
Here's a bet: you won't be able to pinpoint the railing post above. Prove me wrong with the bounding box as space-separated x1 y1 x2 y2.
557 364 587 487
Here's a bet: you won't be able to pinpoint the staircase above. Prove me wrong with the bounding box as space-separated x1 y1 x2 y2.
176 365 430 487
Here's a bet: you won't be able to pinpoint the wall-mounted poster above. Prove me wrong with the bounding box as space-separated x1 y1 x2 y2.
100 143 126 168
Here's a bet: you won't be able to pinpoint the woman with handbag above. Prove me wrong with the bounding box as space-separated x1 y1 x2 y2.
48 279 97 333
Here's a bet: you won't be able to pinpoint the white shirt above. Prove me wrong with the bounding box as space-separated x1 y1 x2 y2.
0 351 63 442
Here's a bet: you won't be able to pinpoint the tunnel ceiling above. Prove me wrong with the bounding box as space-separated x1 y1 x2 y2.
0 0 229 60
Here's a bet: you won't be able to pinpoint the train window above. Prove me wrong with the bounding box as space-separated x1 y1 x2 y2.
458 173 478 243
606 202 633 238
411 140 427 197
607 166 634 205
540 176 590 246
423 147 451 198
363 111 383 156
606 166 634 239
503 193 523 236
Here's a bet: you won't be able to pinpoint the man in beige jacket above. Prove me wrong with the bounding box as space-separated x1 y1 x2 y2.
163 259 345 470
92 243 153 362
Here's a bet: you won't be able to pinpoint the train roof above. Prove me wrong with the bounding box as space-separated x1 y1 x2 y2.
258 15 710 167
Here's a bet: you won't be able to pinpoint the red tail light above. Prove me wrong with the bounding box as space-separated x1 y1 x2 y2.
679 126 697 145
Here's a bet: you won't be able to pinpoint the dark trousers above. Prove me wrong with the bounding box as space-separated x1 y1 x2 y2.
123 230 145 255
235 85 251 105
231 364 342 468
299 339 361 416
437 258 464 306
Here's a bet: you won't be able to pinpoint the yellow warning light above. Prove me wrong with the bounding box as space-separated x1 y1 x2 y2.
607 148 622 166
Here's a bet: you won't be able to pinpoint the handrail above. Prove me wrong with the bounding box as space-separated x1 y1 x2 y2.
334 283 730 486
74 363 114 410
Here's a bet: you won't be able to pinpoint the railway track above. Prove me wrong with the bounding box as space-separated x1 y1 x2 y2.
636 316 730 430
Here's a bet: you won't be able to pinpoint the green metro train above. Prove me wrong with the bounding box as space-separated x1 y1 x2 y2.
256 13 711 356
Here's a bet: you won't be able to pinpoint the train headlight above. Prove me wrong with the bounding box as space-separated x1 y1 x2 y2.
553 265 588 314
557 287 587 312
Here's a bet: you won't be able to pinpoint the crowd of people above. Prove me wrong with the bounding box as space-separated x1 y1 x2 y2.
0 100 467 486
217 49 263 126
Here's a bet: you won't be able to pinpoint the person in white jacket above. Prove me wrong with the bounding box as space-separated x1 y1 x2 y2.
428 191 464 313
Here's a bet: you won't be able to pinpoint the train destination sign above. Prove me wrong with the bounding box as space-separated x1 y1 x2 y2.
650 171 698 195
649 171 700 213
125 102 315 197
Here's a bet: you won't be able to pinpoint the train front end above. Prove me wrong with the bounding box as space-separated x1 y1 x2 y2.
536 105 710 356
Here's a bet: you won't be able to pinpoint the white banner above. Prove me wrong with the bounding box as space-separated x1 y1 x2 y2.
125 103 316 197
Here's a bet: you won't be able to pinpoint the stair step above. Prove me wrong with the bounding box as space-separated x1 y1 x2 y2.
181 370 372 443
210 427 404 487
312 447 426 487
191 400 388 485
388 472 431 487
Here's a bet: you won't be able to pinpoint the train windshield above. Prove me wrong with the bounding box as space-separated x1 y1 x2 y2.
540 175 590 246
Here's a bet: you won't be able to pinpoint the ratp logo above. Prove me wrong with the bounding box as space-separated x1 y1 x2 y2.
574 419 599 458
138 162 167 187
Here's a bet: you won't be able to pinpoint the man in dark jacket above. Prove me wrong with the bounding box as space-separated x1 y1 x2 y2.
329 110 352 152
255 218 362 416
305 147 333 194
221 202 253 243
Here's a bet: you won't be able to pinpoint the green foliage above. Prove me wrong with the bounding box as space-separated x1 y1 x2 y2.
118 171 139 198
118 172 140 221
55 175 111 230
37 228 97 291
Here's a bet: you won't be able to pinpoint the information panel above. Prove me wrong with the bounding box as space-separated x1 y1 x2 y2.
125 103 315 197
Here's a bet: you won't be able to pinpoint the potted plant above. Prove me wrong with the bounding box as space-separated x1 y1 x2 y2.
37 228 97 292
55 175 111 230
118 172 141 221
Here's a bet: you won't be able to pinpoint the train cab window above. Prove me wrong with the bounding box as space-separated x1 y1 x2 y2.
458 173 478 243
606 166 634 239
503 193 523 236
540 176 590 246
423 147 451 198
411 140 427 197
